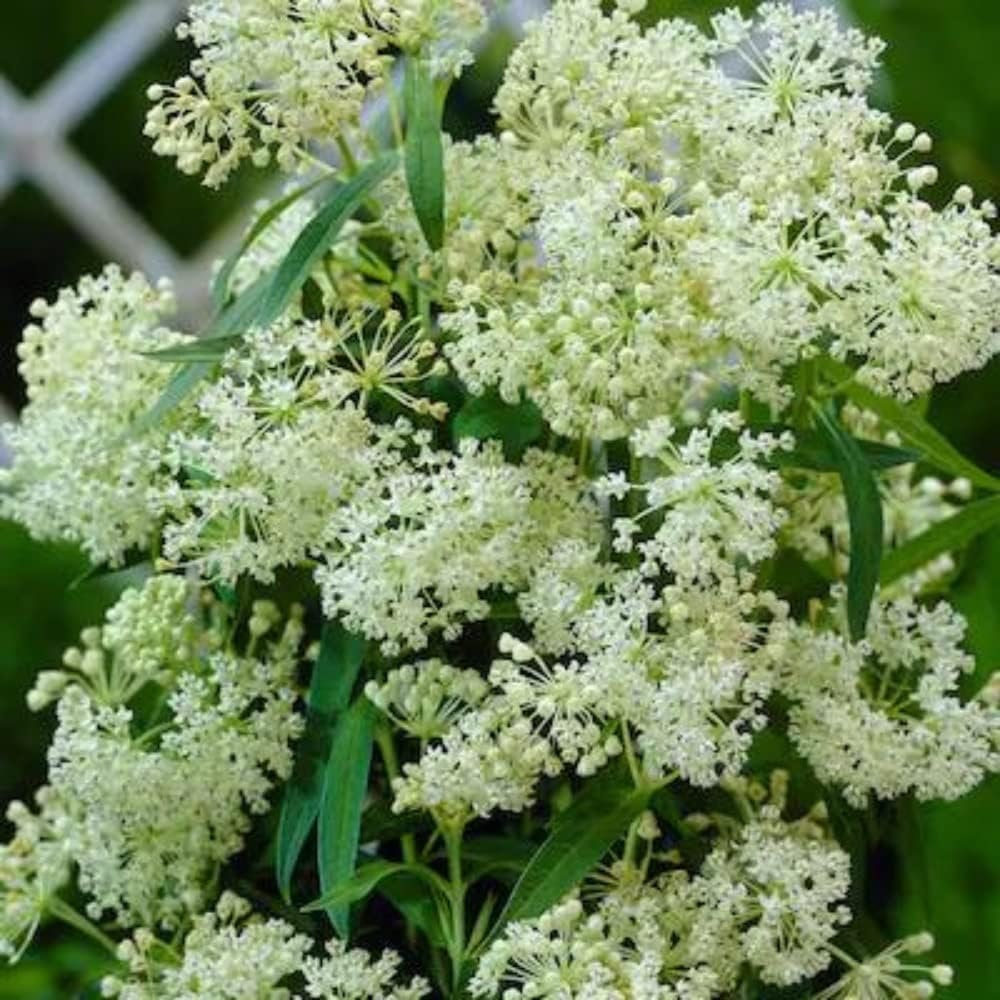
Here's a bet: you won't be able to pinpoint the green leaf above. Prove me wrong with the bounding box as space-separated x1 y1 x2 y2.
404 57 446 251
378 871 447 947
821 358 1000 492
813 403 884 641
776 431 920 473
462 837 537 885
881 495 1000 586
453 391 544 460
303 859 448 912
141 336 243 364
129 360 216 437
256 153 399 330
359 799 433 843
276 623 365 903
317 697 376 938
132 275 274 434
487 778 651 944
212 175 332 310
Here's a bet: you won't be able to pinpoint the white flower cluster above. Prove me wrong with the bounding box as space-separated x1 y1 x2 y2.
472 801 852 998
778 591 1000 806
383 417 794 817
433 0 1000 437
318 439 600 654
0 267 188 565
3 1 999 995
0 792 71 962
103 892 429 999
9 578 304 933
146 0 489 186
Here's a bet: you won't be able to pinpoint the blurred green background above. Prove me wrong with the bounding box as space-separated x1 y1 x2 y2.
0 1 997 995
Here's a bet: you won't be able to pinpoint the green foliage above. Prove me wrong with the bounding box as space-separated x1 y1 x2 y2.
317 697 377 938
404 57 447 251
812 403 884 642
452 391 544 460
486 766 652 943
277 624 366 902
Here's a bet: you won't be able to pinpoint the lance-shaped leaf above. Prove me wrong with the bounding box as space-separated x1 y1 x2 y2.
317 697 376 938
212 174 332 310
881 495 1000 586
256 153 399 329
276 623 365 902
820 358 1000 492
129 360 216 438
813 403 884 642
485 776 651 947
132 275 274 434
304 859 448 912
404 57 445 251
775 431 920 473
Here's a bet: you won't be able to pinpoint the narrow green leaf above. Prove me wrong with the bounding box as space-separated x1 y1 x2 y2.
303 859 448 912
129 360 215 437
142 336 243 364
453 391 544 460
404 57 446 251
256 153 399 329
277 623 365 902
462 837 537 885
813 404 884 641
132 275 273 434
881 495 1000 586
775 432 920 473
488 779 650 943
821 358 1000 492
317 697 376 938
212 175 331 309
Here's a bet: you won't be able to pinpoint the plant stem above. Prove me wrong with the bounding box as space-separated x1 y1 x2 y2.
47 897 119 957
443 825 467 996
375 725 420 949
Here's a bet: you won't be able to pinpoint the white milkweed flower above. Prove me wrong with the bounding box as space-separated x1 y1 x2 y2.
0 792 72 963
813 932 953 1000
32 579 304 929
27 575 197 712
0 267 190 565
692 811 852 986
440 1 1000 432
473 807 849 997
365 659 489 740
103 893 310 999
146 0 489 187
778 591 1000 806
317 439 601 654
153 314 443 584
827 193 1000 399
600 412 792 585
102 893 429 998
301 937 430 999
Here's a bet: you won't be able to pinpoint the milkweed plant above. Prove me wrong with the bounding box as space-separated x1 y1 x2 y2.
1 1 999 997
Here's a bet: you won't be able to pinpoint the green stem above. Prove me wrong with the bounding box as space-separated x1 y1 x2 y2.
443 825 467 996
47 897 119 957
375 726 420 949
335 135 360 177
621 720 642 788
